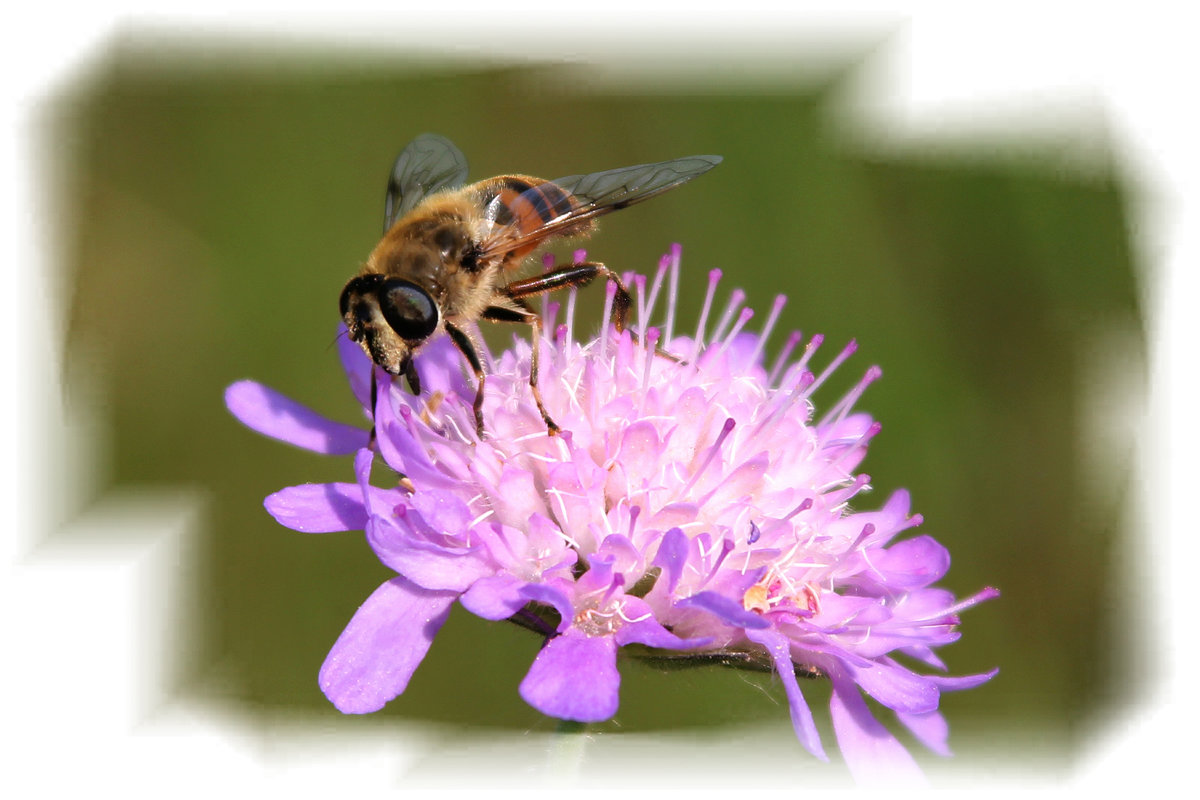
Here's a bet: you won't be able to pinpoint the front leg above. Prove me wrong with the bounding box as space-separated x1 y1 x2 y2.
501 261 631 333
443 322 488 438
502 261 681 364
482 300 560 435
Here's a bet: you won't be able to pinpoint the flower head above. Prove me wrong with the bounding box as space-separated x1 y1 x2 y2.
226 244 997 778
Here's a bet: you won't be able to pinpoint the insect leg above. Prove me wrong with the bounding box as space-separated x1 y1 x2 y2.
444 322 488 437
482 301 560 435
368 366 378 448
502 262 681 363
501 261 631 333
400 356 422 396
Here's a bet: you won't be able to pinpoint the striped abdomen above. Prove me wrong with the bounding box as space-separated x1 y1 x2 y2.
476 175 595 264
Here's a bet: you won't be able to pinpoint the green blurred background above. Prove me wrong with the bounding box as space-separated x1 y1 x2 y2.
51 33 1143 774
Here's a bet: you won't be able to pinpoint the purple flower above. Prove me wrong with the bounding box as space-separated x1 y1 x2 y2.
227 245 997 778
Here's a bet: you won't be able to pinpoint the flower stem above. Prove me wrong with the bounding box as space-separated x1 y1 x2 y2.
555 719 587 735
546 719 589 781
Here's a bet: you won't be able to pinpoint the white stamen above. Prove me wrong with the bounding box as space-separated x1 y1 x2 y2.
664 245 681 348
747 294 788 370
634 273 649 338
641 327 661 386
715 306 755 358
616 604 652 624
710 288 746 344
682 417 736 494
795 333 824 375
642 254 669 329
807 339 858 397
768 330 804 386
748 369 816 442
693 269 723 358
565 286 578 346
600 279 616 355
819 366 882 427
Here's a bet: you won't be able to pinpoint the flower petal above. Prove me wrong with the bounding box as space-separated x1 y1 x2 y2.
746 628 827 761
926 668 999 692
519 631 619 722
225 380 368 455
845 659 940 714
616 420 663 491
872 536 951 589
335 324 373 412
353 447 378 511
897 708 951 757
264 482 368 533
409 334 476 400
616 597 713 650
367 515 495 592
460 574 529 620
372 396 460 491
651 527 689 596
828 669 924 783
486 464 550 531
895 643 948 671
676 590 770 630
410 489 475 538
319 575 456 714
520 581 575 631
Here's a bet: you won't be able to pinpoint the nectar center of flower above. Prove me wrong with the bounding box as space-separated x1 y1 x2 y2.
574 606 621 637
742 578 823 616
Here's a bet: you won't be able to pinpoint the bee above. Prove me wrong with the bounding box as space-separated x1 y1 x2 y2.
340 133 722 437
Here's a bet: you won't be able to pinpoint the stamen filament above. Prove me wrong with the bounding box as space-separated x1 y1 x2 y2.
820 365 882 427
683 417 736 494
710 288 747 344
693 268 723 358
747 294 788 370
664 244 682 348
768 330 804 387
807 339 858 397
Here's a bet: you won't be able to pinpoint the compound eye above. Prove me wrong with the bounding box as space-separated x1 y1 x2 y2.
340 274 376 318
378 279 438 341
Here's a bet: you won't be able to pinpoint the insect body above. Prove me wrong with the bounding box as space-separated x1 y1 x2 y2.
340 133 722 437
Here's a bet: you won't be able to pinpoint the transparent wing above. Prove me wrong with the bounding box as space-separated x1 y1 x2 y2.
480 154 722 258
383 134 470 232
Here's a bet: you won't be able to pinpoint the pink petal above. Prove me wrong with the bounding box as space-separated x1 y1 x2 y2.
487 465 550 531
616 420 663 490
409 489 475 537
615 597 713 650
844 660 940 714
319 575 456 714
460 574 529 620
335 324 373 412
651 527 689 595
746 628 827 760
519 581 575 631
264 482 368 532
408 334 476 402
897 708 951 757
366 516 495 592
873 536 951 589
225 380 368 455
372 396 459 491
519 631 619 722
828 669 924 783
927 668 1000 692
676 590 770 630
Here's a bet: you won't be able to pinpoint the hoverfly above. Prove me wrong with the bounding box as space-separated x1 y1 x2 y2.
340 134 722 437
